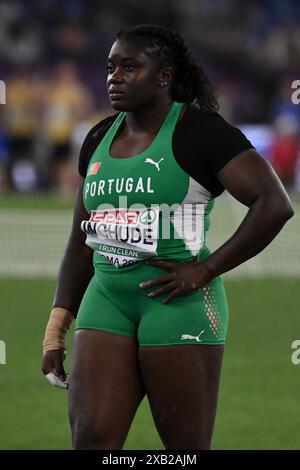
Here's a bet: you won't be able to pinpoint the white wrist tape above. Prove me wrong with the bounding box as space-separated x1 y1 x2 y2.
43 307 74 353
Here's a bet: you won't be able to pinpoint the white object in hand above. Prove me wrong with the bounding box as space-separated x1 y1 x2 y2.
45 371 69 389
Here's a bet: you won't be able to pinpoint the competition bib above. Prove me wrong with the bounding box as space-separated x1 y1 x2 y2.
81 207 159 267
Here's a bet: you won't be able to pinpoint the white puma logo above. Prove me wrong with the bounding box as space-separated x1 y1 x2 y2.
181 330 204 342
145 157 164 171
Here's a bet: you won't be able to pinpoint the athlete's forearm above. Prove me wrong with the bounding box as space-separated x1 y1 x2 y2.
203 195 294 279
52 240 94 317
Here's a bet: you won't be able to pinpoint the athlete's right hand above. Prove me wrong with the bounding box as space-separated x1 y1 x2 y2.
42 308 74 389
42 349 69 389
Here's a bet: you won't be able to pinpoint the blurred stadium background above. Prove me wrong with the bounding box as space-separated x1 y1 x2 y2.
0 0 299 450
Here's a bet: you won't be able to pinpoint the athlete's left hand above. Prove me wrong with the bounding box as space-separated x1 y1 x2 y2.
139 258 212 304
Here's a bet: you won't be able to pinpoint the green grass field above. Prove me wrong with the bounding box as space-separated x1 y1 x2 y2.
0 277 299 449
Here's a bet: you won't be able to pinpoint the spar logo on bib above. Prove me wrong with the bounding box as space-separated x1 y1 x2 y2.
90 209 139 224
88 162 102 175
89 208 157 225
81 207 159 267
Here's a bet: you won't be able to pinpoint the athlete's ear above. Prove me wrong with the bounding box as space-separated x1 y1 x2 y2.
158 66 173 88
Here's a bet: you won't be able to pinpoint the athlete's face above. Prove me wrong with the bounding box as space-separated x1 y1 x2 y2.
106 39 164 111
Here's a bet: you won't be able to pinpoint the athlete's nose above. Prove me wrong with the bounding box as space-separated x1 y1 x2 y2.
108 66 124 84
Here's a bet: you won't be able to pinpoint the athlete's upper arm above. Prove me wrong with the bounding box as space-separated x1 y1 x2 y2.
217 148 294 212
68 176 90 247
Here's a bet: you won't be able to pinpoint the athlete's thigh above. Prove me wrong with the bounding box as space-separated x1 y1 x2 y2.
138 344 224 450
138 273 228 347
69 329 145 449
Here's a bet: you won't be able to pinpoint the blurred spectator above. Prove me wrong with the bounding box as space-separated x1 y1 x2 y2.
70 108 110 163
11 158 38 192
0 1 43 65
5 68 38 191
0 114 9 192
0 0 300 194
272 77 300 124
270 76 300 192
41 62 93 195
271 114 299 191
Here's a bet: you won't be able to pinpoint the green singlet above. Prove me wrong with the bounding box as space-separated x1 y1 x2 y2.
75 101 229 345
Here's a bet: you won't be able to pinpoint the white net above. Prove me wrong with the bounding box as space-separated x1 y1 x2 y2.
207 193 300 278
0 194 298 278
0 208 72 278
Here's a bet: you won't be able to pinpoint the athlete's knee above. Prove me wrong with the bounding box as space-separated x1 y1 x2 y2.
165 438 212 451
71 419 122 450
188 437 212 451
69 407 122 450
163 431 212 451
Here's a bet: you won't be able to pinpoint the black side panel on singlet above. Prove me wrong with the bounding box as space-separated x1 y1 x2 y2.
78 105 254 196
172 106 255 196
78 113 119 178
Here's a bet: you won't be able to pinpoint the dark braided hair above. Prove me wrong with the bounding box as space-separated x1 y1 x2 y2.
116 24 219 112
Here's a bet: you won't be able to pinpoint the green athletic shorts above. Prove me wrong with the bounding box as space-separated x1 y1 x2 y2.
75 255 229 347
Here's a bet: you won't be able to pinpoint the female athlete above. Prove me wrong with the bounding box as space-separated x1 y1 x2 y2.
42 24 293 450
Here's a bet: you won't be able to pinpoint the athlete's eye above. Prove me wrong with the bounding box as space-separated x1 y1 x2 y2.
124 63 136 71
106 64 114 74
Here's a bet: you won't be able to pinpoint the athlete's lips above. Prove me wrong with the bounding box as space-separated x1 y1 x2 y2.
108 88 125 99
